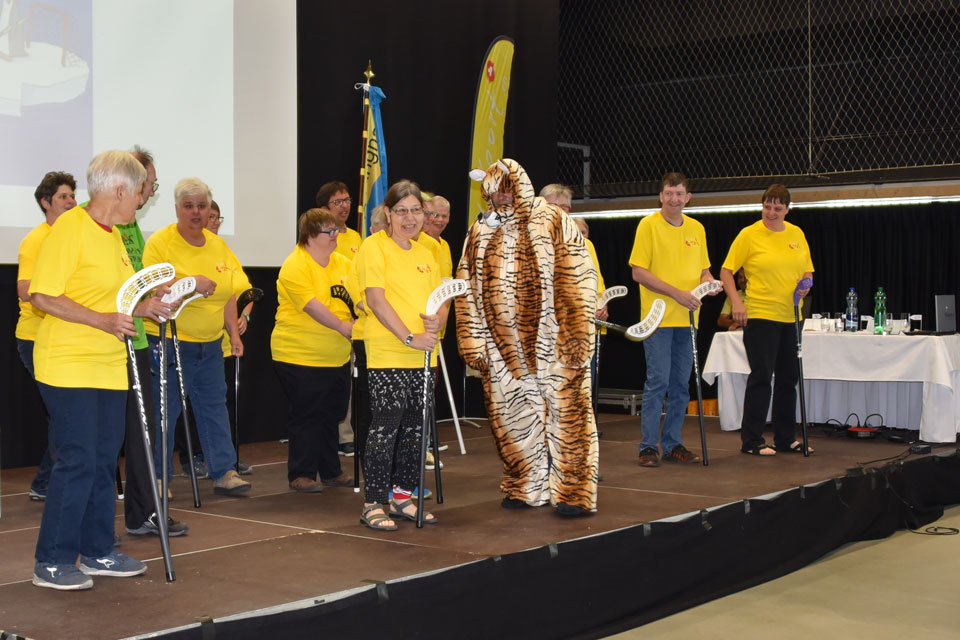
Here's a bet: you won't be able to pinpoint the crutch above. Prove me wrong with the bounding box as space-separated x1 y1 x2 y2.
591 286 629 415
794 277 814 457
417 280 468 527
160 278 204 508
688 281 724 467
116 263 177 581
330 285 361 492
233 288 264 471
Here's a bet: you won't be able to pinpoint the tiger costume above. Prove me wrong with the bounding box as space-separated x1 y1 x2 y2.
455 159 599 515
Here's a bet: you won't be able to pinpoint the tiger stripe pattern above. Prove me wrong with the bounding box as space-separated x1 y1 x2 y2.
456 158 599 511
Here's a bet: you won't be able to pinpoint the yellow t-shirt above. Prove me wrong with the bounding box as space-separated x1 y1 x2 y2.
271 247 355 367
357 230 441 369
584 238 606 295
722 220 814 323
437 236 453 280
221 265 252 357
628 211 710 328
29 207 134 389
335 227 362 261
142 224 242 342
15 221 52 341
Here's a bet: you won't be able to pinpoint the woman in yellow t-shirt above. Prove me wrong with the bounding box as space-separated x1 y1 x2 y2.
142 178 251 497
29 151 174 590
355 180 444 530
272 208 356 492
720 184 814 457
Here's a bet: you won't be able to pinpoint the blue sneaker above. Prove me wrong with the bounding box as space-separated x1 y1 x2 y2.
29 488 46 501
79 552 147 577
33 563 93 590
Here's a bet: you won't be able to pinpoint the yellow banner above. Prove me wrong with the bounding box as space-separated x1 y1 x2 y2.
467 37 514 223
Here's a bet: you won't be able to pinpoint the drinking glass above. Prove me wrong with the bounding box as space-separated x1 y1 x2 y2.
835 312 844 332
884 313 893 335
900 312 909 333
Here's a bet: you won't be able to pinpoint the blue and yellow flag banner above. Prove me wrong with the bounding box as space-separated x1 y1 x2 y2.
360 85 388 237
467 37 514 223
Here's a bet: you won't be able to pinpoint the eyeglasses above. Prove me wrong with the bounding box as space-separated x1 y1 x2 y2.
423 210 439 219
317 227 340 237
329 197 352 207
152 181 159 192
208 214 224 222
392 205 424 216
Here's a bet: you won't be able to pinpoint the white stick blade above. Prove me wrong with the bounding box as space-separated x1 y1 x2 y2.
598 285 628 308
691 280 723 300
626 298 667 341
426 279 468 315
117 263 176 314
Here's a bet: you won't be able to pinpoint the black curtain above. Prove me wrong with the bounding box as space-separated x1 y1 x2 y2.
588 201 960 398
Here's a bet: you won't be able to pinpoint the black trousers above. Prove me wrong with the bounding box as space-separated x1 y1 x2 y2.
123 347 159 528
274 361 350 482
741 319 800 451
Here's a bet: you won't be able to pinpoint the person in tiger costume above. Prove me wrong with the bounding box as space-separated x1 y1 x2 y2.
456 159 599 517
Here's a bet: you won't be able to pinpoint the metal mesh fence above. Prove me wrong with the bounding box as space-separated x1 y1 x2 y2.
557 0 960 197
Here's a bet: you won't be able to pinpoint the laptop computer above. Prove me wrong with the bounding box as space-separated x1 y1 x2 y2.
906 294 957 335
935 294 956 334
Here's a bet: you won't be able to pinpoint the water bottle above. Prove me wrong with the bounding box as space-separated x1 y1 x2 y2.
845 288 858 332
873 287 887 335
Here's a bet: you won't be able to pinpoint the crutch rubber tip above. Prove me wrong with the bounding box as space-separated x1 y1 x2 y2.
353 487 360 493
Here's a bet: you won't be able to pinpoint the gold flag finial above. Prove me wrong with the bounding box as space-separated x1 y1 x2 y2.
363 60 375 84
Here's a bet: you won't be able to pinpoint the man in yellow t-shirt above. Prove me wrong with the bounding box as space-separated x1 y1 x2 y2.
17 171 77 501
720 184 814 456
629 172 714 468
316 181 362 261
422 194 454 279
142 177 251 497
315 180 361 455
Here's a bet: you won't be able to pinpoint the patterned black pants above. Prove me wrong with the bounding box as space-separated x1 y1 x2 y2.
363 367 433 504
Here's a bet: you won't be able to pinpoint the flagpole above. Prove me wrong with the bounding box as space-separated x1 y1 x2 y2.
356 61 375 235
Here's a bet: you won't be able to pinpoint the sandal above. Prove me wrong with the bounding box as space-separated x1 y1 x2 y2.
389 498 437 524
741 444 776 456
360 503 398 531
777 441 814 454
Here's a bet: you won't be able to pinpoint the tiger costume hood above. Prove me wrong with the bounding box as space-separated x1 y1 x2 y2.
470 158 536 227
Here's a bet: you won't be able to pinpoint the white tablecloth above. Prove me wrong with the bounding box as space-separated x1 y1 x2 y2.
702 331 960 443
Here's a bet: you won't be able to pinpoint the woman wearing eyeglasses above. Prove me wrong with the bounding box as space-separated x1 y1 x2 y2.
354 180 444 530
271 208 356 492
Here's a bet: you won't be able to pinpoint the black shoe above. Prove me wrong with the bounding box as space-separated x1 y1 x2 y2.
126 512 189 537
501 497 532 509
338 443 356 457
662 444 701 464
638 446 660 467
556 503 589 517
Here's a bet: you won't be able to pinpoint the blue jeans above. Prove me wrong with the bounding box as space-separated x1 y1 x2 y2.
34 384 126 564
18 338 55 494
639 327 693 454
149 336 236 483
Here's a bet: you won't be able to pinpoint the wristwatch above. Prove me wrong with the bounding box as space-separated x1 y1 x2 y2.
404 333 415 346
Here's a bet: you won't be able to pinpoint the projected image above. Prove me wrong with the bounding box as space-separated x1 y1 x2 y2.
0 0 92 186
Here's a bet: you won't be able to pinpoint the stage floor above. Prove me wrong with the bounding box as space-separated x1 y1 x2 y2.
0 415 937 639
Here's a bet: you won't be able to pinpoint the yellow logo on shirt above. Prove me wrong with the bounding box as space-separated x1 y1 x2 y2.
684 237 700 247
788 242 800 250
121 254 131 267
215 261 230 273
351 246 359 254
416 263 432 274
